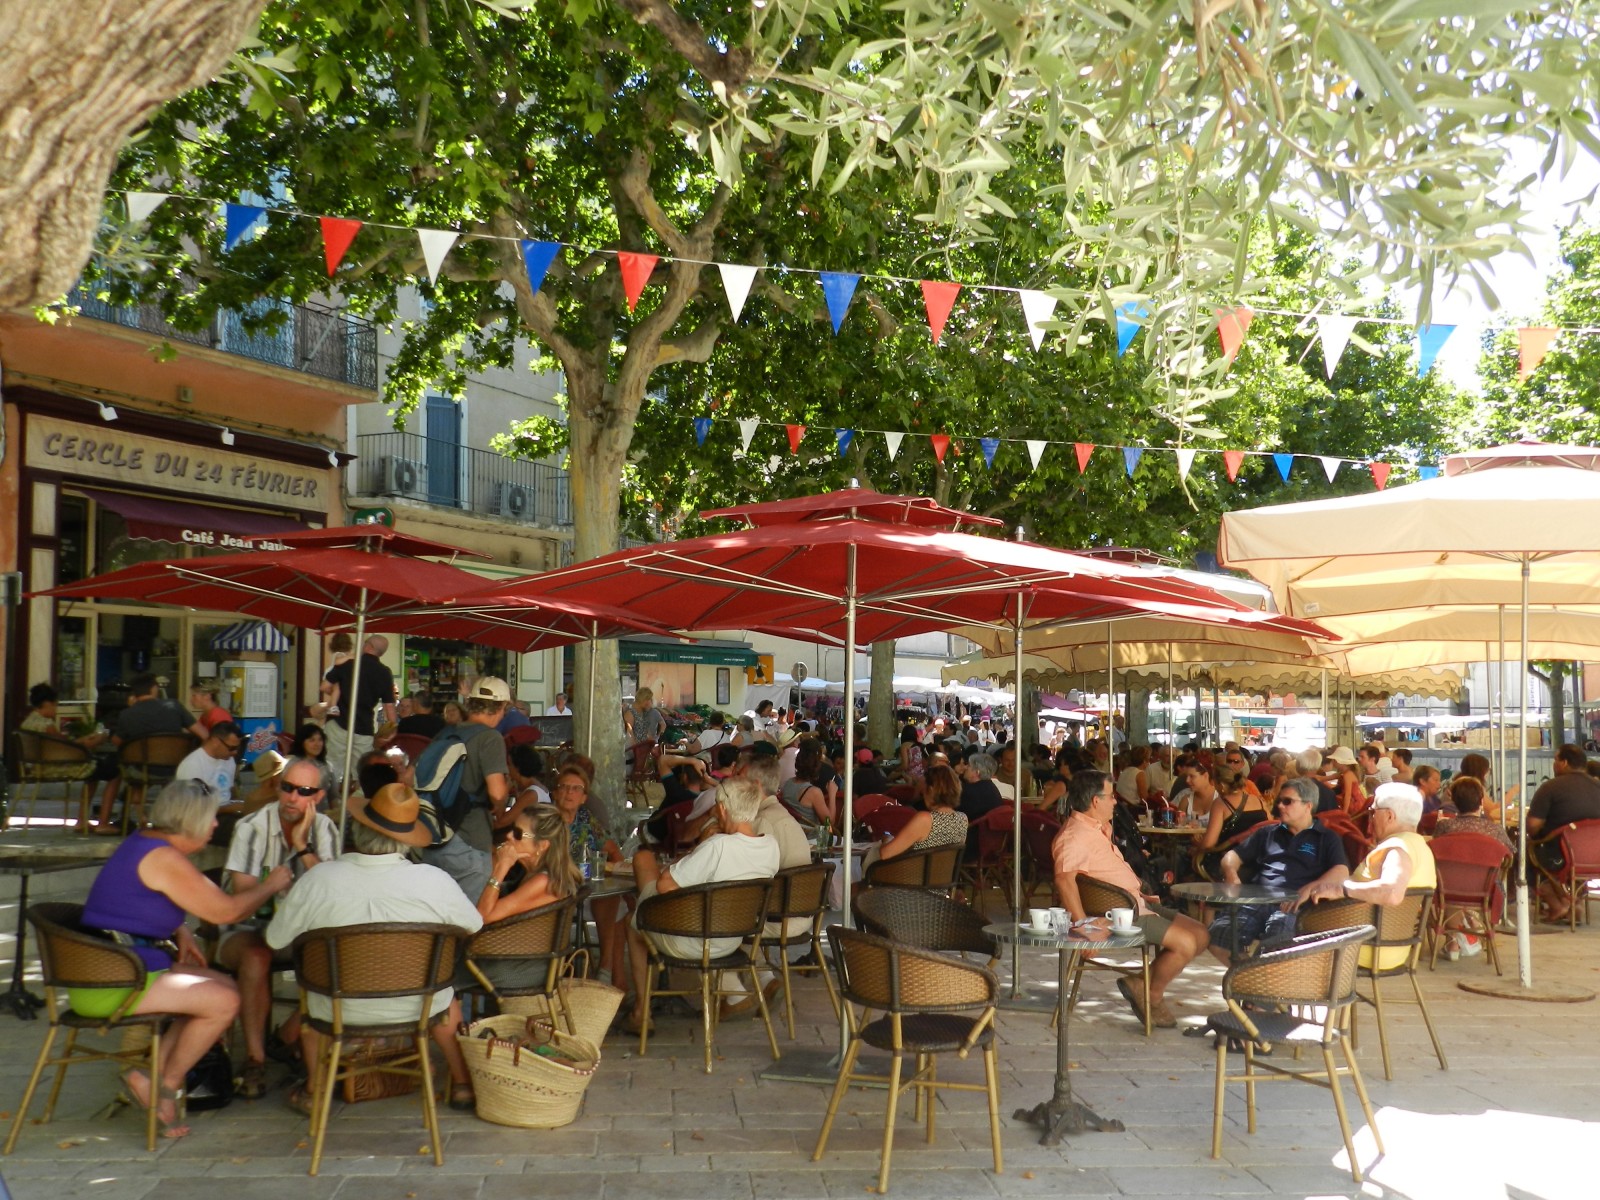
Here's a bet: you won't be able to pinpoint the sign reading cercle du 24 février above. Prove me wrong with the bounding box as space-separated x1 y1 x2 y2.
26 414 327 512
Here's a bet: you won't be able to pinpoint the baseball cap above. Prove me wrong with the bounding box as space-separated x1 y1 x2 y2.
469 676 512 703
856 748 875 765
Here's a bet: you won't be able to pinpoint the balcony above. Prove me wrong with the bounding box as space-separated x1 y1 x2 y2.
68 288 378 391
354 431 573 530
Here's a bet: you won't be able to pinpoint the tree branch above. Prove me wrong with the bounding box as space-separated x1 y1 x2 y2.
611 0 751 94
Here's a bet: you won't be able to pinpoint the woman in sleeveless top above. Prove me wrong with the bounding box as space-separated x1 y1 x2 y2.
80 781 291 1139
1191 764 1270 878
779 737 835 826
865 765 968 870
1115 745 1150 805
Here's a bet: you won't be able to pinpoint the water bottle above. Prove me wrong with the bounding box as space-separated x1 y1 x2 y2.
579 841 593 881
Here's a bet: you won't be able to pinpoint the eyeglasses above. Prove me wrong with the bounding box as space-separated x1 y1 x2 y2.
280 782 321 797
553 783 586 794
220 741 242 754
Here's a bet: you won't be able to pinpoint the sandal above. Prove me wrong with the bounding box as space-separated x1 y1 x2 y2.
119 1069 189 1139
446 1084 476 1112
237 1060 268 1100
284 1084 315 1119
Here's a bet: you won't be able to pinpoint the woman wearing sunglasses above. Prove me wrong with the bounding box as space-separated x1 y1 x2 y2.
477 806 583 923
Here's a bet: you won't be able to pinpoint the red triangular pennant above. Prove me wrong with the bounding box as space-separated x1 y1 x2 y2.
921 280 962 345
1224 450 1246 482
785 424 806 454
1370 461 1391 490
1074 443 1093 473
1216 305 1254 365
930 433 950 463
319 217 362 276
617 251 659 312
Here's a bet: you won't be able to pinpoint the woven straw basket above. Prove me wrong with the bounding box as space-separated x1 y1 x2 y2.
459 1015 600 1129
500 978 623 1048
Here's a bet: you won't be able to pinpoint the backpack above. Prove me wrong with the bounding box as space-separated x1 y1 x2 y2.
414 725 489 830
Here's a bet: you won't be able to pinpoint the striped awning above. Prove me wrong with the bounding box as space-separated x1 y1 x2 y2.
210 620 292 653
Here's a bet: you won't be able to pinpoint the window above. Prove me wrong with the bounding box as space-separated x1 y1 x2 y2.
58 494 89 585
94 509 171 574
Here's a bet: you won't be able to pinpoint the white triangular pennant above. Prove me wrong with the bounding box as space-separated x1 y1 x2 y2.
417 228 459 283
1320 456 1342 482
885 431 905 461
1018 289 1058 351
1317 315 1358 378
126 192 169 224
1025 440 1046 471
718 263 757 323
1175 448 1196 480
738 418 759 453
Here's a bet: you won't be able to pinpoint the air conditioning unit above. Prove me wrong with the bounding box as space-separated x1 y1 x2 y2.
493 481 535 521
383 457 429 498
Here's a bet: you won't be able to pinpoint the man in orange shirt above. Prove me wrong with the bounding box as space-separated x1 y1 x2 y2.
1053 770 1208 1028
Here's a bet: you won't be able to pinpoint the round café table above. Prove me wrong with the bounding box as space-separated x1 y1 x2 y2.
1169 880 1299 958
985 920 1145 1146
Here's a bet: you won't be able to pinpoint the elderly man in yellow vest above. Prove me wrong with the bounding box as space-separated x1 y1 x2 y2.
1303 782 1435 969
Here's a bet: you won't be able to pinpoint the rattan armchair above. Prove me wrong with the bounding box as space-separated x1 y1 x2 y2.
1063 873 1154 1037
860 844 961 892
9 730 98 832
117 733 197 834
633 878 780 1073
1204 925 1381 1183
813 926 1003 1195
3 903 180 1154
1295 887 1446 1080
290 922 468 1176
764 862 839 1038
459 894 581 1026
853 886 998 966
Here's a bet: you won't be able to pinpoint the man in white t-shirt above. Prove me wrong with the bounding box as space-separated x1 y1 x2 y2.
175 721 242 798
622 777 779 1034
544 693 571 717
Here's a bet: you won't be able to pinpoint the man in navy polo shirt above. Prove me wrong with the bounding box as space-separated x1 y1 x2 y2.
1210 776 1350 963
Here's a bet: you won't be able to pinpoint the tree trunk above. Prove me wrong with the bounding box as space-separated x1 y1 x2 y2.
1126 687 1149 750
1549 662 1567 752
0 0 267 309
867 640 897 754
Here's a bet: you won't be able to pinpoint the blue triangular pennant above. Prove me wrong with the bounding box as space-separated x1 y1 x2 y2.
980 437 1000 467
1122 446 1143 477
819 272 859 334
835 428 854 455
1115 301 1149 357
693 417 712 446
521 240 561 295
1273 452 1294 482
1419 465 1440 481
224 203 266 250
1415 325 1457 377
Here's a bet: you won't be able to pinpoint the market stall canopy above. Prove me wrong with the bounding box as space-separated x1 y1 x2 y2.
209 619 292 654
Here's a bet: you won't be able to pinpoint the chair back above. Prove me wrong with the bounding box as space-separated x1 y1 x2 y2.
884 785 919 806
467 894 576 962
1074 873 1138 919
119 733 197 771
853 793 893 819
1317 813 1372 866
634 878 771 943
767 862 835 921
969 807 1015 866
826 926 995 1014
862 844 961 890
390 733 433 764
292 923 464 1006
1019 809 1060 873
1224 925 1373 1014
662 803 708 852
1559 819 1600 880
1295 888 1432 954
27 903 147 992
859 804 914 840
13 729 92 773
853 887 997 958
1430 834 1509 906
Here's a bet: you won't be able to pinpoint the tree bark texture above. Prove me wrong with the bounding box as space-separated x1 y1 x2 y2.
867 640 898 756
0 0 266 310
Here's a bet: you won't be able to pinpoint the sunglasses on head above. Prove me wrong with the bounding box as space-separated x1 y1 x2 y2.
280 782 321 797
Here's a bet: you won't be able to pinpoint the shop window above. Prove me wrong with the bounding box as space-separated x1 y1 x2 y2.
94 509 173 574
54 616 90 704
58 495 89 585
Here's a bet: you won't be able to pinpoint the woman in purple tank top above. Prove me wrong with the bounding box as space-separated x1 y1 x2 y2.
78 781 292 1140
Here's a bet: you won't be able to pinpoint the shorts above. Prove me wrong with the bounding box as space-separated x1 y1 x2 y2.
1208 904 1296 953
1135 903 1180 947
69 970 165 1019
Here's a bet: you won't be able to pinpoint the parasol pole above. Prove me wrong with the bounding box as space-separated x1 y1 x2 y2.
840 543 857 927
586 619 598 757
1497 605 1507 833
1320 668 1328 745
1516 560 1533 989
336 594 368 840
1011 588 1026 992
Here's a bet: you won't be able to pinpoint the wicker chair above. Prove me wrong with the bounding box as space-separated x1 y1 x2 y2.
861 844 961 892
116 733 197 834
3 903 180 1154
813 927 1003 1195
1294 887 1446 1080
1059 873 1155 1036
763 862 840 1038
633 878 780 1073
959 808 1016 911
853 887 998 966
9 730 97 833
1529 818 1600 930
290 922 468 1176
458 895 581 1026
1427 834 1511 973
1203 925 1382 1183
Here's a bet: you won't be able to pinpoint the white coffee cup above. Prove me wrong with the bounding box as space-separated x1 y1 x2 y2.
1027 908 1053 931
1108 907 1137 933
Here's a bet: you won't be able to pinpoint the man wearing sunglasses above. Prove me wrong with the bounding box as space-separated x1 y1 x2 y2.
215 755 340 1099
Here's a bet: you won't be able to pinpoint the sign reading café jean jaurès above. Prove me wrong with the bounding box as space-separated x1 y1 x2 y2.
26 414 328 511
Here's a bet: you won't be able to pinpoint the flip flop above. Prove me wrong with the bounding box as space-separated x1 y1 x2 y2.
1115 977 1150 1026
120 1069 190 1139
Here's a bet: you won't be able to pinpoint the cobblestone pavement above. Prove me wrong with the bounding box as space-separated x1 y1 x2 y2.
0 828 1595 1200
